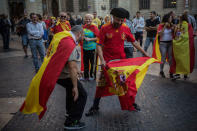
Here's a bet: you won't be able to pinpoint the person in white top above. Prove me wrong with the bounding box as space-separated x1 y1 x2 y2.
132 11 145 47
158 14 173 78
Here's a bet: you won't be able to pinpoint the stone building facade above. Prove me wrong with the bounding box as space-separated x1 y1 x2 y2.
0 0 196 19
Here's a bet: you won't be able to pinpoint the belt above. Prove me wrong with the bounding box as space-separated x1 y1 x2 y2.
29 38 42 40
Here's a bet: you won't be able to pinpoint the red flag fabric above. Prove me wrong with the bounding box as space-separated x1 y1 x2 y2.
95 57 159 110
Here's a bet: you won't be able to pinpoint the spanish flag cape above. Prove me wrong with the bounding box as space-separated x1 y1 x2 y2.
83 23 99 37
96 57 159 110
57 20 71 31
51 20 71 34
170 21 195 74
152 24 164 61
20 31 76 119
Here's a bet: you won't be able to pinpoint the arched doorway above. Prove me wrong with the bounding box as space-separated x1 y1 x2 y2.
8 0 25 19
52 0 59 17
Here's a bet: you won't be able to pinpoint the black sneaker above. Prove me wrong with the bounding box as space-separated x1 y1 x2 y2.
170 73 174 79
24 55 28 58
133 103 141 111
64 120 86 130
171 74 180 81
184 75 188 80
85 107 99 117
160 71 165 78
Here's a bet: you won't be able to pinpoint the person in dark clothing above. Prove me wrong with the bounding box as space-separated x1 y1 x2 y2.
67 13 76 27
17 14 31 57
76 15 83 25
1 14 11 50
144 11 160 52
169 11 179 25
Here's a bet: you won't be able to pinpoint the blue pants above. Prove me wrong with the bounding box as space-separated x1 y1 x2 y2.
124 47 134 58
159 41 172 72
144 37 155 52
29 39 45 71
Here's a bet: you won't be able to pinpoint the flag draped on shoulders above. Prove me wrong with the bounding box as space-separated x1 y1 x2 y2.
96 57 159 110
152 24 164 61
20 31 76 119
83 23 99 37
170 21 195 74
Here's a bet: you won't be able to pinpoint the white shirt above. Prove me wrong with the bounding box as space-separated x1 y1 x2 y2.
160 28 172 41
26 22 44 39
132 17 145 32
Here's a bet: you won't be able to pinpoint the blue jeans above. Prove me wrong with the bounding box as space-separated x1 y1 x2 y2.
144 37 155 52
159 41 172 72
29 39 45 70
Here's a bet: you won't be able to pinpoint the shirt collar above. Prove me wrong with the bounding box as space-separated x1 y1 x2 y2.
70 31 78 45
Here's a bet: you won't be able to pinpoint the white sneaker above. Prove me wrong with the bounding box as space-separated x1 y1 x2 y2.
89 77 94 81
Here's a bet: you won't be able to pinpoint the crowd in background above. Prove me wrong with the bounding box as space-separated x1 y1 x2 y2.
0 10 196 78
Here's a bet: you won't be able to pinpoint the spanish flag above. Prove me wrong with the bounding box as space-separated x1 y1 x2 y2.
170 21 195 74
20 31 76 119
96 57 159 110
152 24 164 61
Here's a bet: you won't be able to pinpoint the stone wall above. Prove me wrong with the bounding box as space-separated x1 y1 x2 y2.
25 0 43 15
0 0 9 16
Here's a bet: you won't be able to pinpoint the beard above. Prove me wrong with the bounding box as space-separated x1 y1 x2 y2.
113 23 121 29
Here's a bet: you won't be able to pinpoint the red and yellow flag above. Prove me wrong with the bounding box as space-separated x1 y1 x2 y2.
152 24 164 61
20 31 76 119
96 57 159 110
170 21 195 74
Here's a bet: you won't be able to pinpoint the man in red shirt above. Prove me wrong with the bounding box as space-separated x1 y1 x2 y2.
86 8 149 116
51 12 71 34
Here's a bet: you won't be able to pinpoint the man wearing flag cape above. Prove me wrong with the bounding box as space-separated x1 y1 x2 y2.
51 12 71 34
20 26 87 130
85 8 156 116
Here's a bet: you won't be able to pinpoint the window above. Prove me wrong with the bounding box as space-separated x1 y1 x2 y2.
139 0 150 10
110 0 118 9
79 0 88 11
163 0 176 8
66 0 73 12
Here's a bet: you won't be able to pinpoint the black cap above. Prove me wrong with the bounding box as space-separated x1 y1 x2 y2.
110 8 128 18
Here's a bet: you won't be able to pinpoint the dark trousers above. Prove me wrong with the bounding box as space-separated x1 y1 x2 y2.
83 49 95 78
124 47 134 58
57 78 87 123
135 31 143 47
1 31 10 49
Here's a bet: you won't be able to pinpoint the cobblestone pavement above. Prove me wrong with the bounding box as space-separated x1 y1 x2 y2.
1 35 197 131
1 56 197 131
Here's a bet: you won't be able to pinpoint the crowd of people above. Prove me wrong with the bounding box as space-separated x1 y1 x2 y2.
1 8 196 130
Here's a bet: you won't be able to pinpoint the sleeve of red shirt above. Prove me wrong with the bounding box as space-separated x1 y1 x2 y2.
98 26 105 45
125 26 135 43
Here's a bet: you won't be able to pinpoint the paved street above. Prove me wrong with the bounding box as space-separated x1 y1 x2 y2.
0 35 197 131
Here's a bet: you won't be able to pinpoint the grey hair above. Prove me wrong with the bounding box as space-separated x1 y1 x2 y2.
71 25 83 33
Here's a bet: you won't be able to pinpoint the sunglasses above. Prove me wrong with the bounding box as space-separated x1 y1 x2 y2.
60 16 67 18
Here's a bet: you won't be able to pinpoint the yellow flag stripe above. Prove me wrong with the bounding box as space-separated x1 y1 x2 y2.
173 21 190 74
